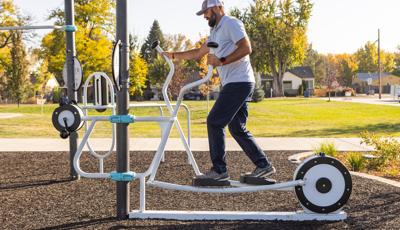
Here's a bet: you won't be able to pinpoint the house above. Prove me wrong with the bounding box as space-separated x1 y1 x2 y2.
260 66 315 97
352 72 400 94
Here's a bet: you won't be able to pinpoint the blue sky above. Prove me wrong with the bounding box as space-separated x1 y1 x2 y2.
12 0 400 54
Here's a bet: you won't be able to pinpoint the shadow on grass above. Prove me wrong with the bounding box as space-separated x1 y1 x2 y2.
288 123 400 137
0 178 71 191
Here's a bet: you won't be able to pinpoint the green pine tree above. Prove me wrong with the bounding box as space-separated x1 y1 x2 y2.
140 20 165 63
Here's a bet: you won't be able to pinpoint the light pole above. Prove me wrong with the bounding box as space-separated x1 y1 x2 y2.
378 29 382 99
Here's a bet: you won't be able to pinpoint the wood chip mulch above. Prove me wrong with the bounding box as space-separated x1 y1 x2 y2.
1 151 399 230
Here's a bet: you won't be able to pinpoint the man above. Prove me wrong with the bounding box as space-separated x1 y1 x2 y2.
163 0 275 185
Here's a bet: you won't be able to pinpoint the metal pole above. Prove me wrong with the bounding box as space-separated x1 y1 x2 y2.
378 29 382 100
65 0 79 180
0 25 63 31
116 0 130 220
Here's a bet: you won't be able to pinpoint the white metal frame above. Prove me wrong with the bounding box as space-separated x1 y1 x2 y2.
72 45 348 221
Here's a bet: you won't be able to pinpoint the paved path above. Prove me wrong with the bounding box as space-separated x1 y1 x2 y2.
0 137 374 152
318 94 400 107
0 113 22 119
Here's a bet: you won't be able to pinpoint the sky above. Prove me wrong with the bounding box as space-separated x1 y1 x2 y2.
11 0 400 54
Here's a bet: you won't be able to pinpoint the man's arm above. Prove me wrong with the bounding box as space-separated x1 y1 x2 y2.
207 37 252 66
163 42 209 61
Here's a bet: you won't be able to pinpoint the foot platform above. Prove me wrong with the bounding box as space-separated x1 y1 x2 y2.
240 174 277 185
192 177 231 187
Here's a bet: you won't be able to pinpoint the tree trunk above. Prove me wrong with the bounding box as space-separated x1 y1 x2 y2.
269 53 284 97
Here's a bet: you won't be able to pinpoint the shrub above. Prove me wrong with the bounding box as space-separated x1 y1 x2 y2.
52 89 61 103
346 152 365 171
313 88 328 97
314 142 338 158
384 168 400 178
252 86 265 102
360 131 400 170
25 97 37 104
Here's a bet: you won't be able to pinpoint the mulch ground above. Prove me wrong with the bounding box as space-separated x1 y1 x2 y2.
1 150 399 230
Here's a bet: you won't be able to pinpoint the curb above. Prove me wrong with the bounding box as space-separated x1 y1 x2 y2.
350 172 400 188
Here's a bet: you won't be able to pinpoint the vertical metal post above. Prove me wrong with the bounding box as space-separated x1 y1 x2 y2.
378 29 382 100
65 0 79 180
116 0 130 220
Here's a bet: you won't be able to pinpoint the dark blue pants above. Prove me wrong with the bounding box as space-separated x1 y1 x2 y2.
207 82 271 174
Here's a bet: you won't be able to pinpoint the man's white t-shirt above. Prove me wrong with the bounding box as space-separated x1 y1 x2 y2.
208 15 255 86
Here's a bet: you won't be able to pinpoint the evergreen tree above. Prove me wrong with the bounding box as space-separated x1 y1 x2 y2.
140 20 165 63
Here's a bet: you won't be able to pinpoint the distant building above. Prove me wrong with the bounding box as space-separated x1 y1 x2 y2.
260 66 315 97
352 72 400 94
45 76 59 91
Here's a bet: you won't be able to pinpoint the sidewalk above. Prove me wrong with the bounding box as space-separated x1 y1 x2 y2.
318 94 400 107
0 137 374 152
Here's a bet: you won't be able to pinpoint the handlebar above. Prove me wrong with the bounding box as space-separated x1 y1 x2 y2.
151 40 219 116
151 40 175 114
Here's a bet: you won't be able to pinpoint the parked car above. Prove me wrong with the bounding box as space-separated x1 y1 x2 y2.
184 91 204 100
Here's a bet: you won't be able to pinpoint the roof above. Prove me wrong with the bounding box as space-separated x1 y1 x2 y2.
288 66 314 79
260 66 314 80
356 72 391 81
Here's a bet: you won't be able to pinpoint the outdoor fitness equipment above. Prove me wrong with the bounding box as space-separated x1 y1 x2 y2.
50 0 353 220
52 37 353 221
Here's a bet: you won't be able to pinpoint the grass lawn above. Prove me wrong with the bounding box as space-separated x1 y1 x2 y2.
0 98 399 138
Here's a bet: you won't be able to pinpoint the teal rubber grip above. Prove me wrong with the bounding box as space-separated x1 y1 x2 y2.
63 25 77 32
110 171 136 182
109 115 135 123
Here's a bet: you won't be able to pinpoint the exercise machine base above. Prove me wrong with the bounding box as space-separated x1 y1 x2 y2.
192 177 231 187
240 174 277 185
129 210 347 221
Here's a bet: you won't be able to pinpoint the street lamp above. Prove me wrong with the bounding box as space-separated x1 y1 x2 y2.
378 29 382 99
374 29 382 99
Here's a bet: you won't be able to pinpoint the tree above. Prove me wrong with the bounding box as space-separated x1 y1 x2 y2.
141 20 167 99
0 0 32 104
192 37 220 96
232 0 313 97
394 46 400 76
128 34 147 97
40 0 115 85
336 54 358 87
0 0 15 49
148 55 169 89
163 34 194 99
355 41 396 73
129 53 148 96
129 34 140 53
164 34 193 52
6 31 30 106
324 55 339 102
167 63 188 99
303 44 325 86
140 20 165 63
31 49 52 97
